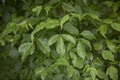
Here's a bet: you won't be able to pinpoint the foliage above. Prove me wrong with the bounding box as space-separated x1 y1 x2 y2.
0 0 120 80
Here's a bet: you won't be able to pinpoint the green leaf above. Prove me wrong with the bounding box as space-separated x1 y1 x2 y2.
48 34 59 45
93 42 103 50
45 18 59 29
79 38 92 50
54 58 69 66
34 67 47 80
2 22 19 37
32 6 43 16
56 37 66 55
62 3 76 12
106 39 117 53
89 67 98 80
102 50 114 61
60 14 69 29
63 22 79 35
106 66 118 80
62 34 76 44
67 66 74 78
18 42 35 61
72 57 84 69
111 23 120 32
80 30 96 40
31 22 46 41
97 25 108 38
70 13 82 21
77 40 87 59
44 6 52 14
37 38 50 55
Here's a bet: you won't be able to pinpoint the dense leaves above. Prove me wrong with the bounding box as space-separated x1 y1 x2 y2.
0 0 120 80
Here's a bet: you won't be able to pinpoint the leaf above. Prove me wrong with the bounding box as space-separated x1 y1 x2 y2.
80 30 96 40
34 67 47 80
44 6 52 14
32 6 43 16
72 57 84 69
82 13 100 21
89 67 98 80
77 40 87 59
79 38 92 50
2 22 19 37
62 3 76 12
31 22 46 41
97 25 108 38
93 42 103 50
37 38 50 55
62 34 76 44
48 34 59 45
106 66 118 80
56 37 66 55
70 13 82 21
67 66 74 78
18 42 35 61
111 23 120 32
45 18 59 29
60 14 69 29
63 22 79 35
106 39 117 53
54 58 69 66
102 50 114 61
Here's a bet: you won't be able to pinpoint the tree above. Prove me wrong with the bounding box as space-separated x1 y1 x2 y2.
0 0 120 80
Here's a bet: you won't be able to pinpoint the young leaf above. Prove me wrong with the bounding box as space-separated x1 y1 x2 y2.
54 58 69 66
89 67 98 80
56 37 66 55
48 34 59 45
44 6 52 14
18 42 35 61
67 66 74 78
36 38 50 55
79 38 92 50
31 22 46 41
72 57 84 69
80 30 96 40
106 39 117 53
32 6 43 16
111 23 120 32
77 40 87 59
106 66 118 80
97 25 108 38
93 42 103 50
34 67 47 80
45 18 59 29
102 50 114 61
60 14 69 29
63 22 79 35
62 34 76 44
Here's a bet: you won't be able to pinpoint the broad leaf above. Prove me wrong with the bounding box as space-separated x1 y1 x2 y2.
102 50 114 61
48 34 59 45
63 22 79 35
80 30 96 40
37 38 50 55
67 66 74 78
32 6 43 16
97 25 108 38
93 42 103 50
106 66 118 80
79 38 92 50
60 14 69 29
31 22 46 41
111 23 120 32
56 37 66 55
77 40 87 59
106 39 117 53
45 18 59 29
18 42 35 61
62 34 76 44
